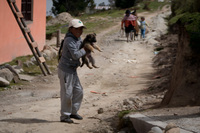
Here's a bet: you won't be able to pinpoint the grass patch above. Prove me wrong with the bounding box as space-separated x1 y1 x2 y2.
3 55 58 76
118 110 133 120
137 1 170 13
3 55 41 76
0 81 25 91
148 1 170 11
4 55 33 66
46 24 63 34
22 57 58 76
84 9 124 18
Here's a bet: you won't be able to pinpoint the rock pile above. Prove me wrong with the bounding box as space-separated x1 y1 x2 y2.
0 64 20 87
46 12 73 26
0 45 58 87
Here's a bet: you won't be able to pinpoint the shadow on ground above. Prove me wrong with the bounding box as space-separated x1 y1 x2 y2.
0 118 53 124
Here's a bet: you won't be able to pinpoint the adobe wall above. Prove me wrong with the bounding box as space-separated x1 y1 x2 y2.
0 0 46 64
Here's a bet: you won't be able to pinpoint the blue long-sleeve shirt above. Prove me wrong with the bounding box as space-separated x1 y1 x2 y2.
58 32 86 73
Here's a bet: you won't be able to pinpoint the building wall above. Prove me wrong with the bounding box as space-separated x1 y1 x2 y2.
0 0 46 64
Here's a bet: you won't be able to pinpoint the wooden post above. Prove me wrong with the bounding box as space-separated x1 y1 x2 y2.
56 29 61 47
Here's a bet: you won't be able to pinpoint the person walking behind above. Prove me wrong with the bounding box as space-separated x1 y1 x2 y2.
121 10 137 42
140 16 149 39
58 19 87 123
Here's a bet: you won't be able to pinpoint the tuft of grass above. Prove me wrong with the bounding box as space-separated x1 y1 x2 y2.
3 55 58 76
118 110 133 120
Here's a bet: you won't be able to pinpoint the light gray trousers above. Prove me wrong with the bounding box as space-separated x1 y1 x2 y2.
58 68 83 119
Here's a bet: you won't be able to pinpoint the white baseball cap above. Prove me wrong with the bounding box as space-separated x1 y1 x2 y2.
69 19 86 28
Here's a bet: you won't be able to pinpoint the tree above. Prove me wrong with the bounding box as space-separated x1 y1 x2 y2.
99 2 105 6
88 0 96 10
108 0 115 7
51 0 96 16
115 0 137 9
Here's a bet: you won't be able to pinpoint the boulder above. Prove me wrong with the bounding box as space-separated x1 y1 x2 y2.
165 123 180 133
42 45 58 60
0 68 13 82
0 77 10 87
46 12 73 26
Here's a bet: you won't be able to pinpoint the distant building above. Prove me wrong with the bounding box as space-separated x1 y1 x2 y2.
0 0 46 64
86 6 111 14
95 6 111 10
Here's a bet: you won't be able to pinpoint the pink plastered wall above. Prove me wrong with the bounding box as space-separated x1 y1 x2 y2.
0 0 46 64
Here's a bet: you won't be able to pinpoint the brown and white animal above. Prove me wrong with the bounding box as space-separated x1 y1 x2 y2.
80 33 102 69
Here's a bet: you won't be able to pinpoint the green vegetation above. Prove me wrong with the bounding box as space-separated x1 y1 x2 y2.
21 57 58 76
51 0 96 16
169 12 200 33
3 55 58 76
46 24 63 35
169 0 200 51
137 1 170 13
79 10 123 34
117 110 137 131
148 1 169 11
0 80 24 91
4 55 40 76
6 55 33 66
118 110 133 120
115 0 136 8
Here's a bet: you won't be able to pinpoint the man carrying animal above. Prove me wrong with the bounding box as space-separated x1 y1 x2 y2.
58 19 90 123
121 10 137 42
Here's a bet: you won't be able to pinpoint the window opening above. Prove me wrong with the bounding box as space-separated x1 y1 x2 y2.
21 0 32 21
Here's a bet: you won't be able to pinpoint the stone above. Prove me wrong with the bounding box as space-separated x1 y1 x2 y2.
97 108 104 114
0 68 13 82
23 60 35 67
166 128 180 133
148 127 163 133
19 74 35 81
0 77 10 87
165 123 180 133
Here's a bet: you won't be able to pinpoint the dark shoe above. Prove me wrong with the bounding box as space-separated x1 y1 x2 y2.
70 114 83 120
60 116 74 123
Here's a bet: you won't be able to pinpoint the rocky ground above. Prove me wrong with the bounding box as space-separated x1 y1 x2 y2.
0 6 200 133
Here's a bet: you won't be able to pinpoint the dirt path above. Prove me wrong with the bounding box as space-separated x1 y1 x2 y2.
0 6 171 133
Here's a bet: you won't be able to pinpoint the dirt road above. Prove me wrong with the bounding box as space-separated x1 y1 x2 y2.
0 7 170 133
